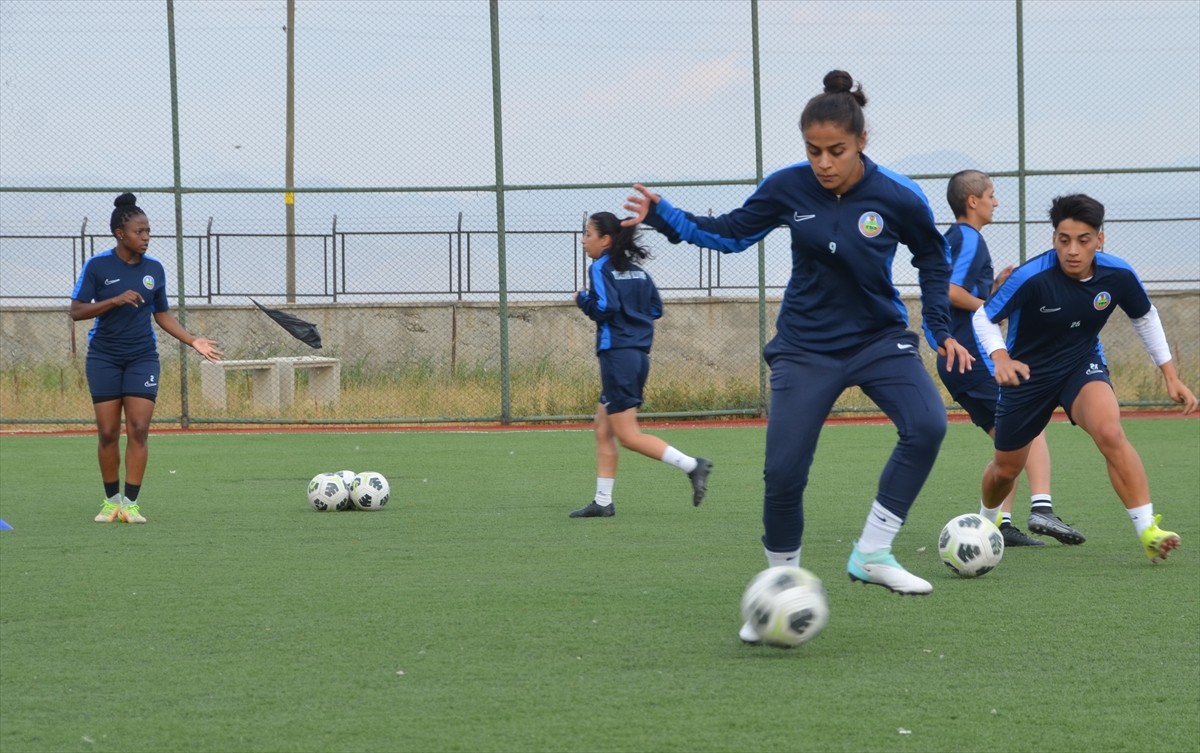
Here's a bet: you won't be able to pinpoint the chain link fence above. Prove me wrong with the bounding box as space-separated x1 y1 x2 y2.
2 0 1197 427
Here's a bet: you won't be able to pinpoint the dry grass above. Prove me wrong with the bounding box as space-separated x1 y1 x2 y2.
1 355 1194 428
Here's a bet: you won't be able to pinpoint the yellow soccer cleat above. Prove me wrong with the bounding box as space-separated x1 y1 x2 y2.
94 499 121 523
118 504 147 524
1141 514 1180 564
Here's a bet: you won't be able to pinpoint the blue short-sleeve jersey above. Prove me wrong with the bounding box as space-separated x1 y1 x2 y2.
982 249 1151 380
924 223 997 380
643 154 952 353
576 254 662 352
71 249 169 356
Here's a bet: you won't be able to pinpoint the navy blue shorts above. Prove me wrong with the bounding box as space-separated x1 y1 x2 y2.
597 348 650 414
938 356 1000 432
86 349 160 403
993 355 1112 451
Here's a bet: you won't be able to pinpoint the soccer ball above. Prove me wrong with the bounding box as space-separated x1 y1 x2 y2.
335 469 356 489
739 566 830 648
308 473 350 512
350 471 390 511
938 513 1004 577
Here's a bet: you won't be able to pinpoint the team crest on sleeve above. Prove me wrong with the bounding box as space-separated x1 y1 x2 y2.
858 212 883 238
1093 292 1111 310
143 275 156 290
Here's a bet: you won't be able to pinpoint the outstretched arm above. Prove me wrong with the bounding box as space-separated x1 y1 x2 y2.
153 311 223 362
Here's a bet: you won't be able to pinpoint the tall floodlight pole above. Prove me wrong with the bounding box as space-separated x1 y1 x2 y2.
285 0 297 301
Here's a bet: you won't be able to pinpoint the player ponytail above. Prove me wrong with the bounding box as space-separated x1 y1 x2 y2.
800 69 868 137
588 211 651 272
110 192 146 233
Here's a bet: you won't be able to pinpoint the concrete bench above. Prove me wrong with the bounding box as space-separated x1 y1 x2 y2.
273 356 341 406
199 356 340 409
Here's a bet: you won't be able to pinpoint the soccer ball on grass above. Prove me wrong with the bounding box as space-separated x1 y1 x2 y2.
308 473 351 512
938 513 1004 577
350 471 390 511
739 566 830 648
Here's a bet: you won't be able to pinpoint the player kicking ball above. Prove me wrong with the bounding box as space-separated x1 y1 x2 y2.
973 194 1197 562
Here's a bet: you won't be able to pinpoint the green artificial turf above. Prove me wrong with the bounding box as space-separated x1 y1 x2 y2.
1 418 1197 753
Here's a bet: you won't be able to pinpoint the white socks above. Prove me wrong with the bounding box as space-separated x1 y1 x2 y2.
978 501 1001 525
660 446 698 473
594 478 614 507
765 546 800 568
1128 503 1155 536
857 501 903 553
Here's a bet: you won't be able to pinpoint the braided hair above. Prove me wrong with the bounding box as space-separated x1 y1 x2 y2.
110 192 146 233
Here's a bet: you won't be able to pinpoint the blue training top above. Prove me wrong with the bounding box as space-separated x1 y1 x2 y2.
924 222 998 383
71 248 169 356
981 249 1151 380
643 154 953 353
576 253 662 352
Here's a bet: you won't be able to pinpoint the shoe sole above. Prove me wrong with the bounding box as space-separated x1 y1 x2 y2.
847 572 932 596
690 460 712 507
1148 535 1180 564
1028 523 1085 545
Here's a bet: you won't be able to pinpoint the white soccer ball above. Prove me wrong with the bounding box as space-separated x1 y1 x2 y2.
350 471 390 511
939 513 1004 577
739 566 830 648
335 469 356 489
308 473 350 512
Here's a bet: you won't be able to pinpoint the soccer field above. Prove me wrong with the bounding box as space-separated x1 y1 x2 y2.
1 418 1197 753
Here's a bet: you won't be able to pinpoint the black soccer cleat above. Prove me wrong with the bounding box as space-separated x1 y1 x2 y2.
1027 511 1086 545
569 501 614 518
1000 523 1046 547
688 458 713 506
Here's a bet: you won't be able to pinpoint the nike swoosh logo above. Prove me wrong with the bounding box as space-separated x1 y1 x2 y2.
104 278 121 285
793 213 816 222
897 343 914 350
1040 306 1061 313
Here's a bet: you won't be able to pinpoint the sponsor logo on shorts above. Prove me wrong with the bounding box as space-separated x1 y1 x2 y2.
1093 292 1111 310
897 343 914 350
144 374 158 389
1085 363 1105 376
143 275 156 290
858 212 883 238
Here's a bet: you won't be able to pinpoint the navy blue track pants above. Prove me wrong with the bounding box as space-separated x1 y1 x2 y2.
761 328 947 552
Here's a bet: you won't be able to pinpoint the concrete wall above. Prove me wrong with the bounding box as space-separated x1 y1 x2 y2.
2 292 1196 375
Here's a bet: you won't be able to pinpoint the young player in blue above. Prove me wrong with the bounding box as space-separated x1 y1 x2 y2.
569 211 712 519
71 193 223 524
930 170 1078 547
974 194 1197 563
623 71 973 643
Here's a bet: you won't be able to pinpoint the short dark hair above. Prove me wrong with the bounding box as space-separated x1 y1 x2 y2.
1049 194 1105 231
799 70 867 136
946 170 991 218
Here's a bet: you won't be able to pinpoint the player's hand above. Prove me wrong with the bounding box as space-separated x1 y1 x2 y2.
113 290 144 308
991 352 1030 386
991 265 1015 294
622 184 660 227
939 337 974 373
1165 377 1198 415
191 337 223 363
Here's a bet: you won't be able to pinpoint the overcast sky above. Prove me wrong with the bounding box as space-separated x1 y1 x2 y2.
1 1 1197 297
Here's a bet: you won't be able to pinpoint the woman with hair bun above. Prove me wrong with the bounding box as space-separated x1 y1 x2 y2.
623 70 972 642
70 193 223 524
